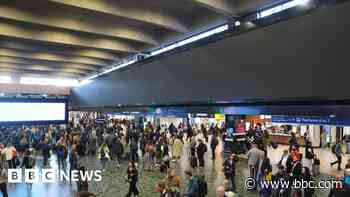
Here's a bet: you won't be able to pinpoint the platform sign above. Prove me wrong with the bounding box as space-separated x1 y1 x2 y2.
271 115 350 126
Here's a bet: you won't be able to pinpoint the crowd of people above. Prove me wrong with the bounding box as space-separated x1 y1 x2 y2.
0 116 223 197
0 115 349 197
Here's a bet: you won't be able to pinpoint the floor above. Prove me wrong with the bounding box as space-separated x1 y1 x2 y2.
267 144 350 177
5 141 347 197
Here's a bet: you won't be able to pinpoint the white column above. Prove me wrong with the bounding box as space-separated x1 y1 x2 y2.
310 125 320 147
331 127 337 143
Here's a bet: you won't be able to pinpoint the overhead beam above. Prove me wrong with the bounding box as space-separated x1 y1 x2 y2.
0 56 98 72
48 0 189 33
0 68 84 78
185 0 236 16
0 20 139 54
0 83 70 95
0 62 89 75
0 41 121 61
0 48 107 68
0 4 158 46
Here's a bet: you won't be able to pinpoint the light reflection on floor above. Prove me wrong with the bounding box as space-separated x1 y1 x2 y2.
6 141 342 197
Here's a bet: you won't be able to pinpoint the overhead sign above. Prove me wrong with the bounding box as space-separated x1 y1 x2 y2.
271 115 350 126
215 113 225 120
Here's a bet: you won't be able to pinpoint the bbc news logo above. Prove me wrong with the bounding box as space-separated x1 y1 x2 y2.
8 169 103 183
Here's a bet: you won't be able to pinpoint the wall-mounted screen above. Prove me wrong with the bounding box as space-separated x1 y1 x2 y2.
0 99 67 125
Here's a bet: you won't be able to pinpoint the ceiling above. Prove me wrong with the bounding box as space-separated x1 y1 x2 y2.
0 0 274 80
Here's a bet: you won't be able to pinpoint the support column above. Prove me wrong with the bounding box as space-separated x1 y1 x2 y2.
310 125 320 147
331 127 337 143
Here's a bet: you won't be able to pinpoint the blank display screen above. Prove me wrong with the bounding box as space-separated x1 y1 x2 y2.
0 102 66 122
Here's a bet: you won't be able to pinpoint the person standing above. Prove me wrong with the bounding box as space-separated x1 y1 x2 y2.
162 169 181 196
247 144 262 181
172 136 183 162
278 150 292 171
301 167 314 197
0 162 8 197
129 138 138 163
196 139 207 168
183 170 199 197
115 137 124 168
125 162 139 197
56 136 67 170
304 141 314 170
331 140 344 170
223 154 236 191
289 133 298 152
98 143 110 169
69 145 79 176
42 139 51 167
210 135 219 160
4 144 16 169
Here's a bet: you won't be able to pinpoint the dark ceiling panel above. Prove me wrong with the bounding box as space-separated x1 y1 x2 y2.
71 1 350 108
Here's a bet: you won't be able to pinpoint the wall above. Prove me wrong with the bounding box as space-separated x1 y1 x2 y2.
71 2 350 108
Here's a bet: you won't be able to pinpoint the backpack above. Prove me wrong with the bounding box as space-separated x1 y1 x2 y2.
195 175 208 196
331 144 336 154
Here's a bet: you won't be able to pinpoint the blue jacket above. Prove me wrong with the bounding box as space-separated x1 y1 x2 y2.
186 177 199 197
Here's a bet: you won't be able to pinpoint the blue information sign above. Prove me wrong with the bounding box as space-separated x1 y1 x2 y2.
271 115 350 126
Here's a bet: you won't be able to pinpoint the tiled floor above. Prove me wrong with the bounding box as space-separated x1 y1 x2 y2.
267 144 350 177
5 140 347 197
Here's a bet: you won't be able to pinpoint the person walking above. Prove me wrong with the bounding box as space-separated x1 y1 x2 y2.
125 162 139 197
196 139 207 168
223 154 236 192
331 140 344 170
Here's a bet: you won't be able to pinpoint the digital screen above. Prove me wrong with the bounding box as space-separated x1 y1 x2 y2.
0 102 66 123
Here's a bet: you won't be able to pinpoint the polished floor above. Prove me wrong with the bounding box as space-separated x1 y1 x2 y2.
6 141 345 197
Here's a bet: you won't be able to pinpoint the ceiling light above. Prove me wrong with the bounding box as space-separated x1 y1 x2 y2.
234 20 241 26
257 0 310 19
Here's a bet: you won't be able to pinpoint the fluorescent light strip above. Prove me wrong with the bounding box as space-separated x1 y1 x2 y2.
82 59 137 83
0 76 12 84
20 77 79 87
151 24 229 56
257 0 309 19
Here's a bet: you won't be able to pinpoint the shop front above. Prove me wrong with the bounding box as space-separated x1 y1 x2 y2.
270 115 350 148
188 113 225 130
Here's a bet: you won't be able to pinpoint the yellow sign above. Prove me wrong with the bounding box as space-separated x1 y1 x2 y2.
215 114 225 120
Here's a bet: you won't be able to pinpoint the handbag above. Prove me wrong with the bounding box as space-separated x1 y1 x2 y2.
15 158 20 167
